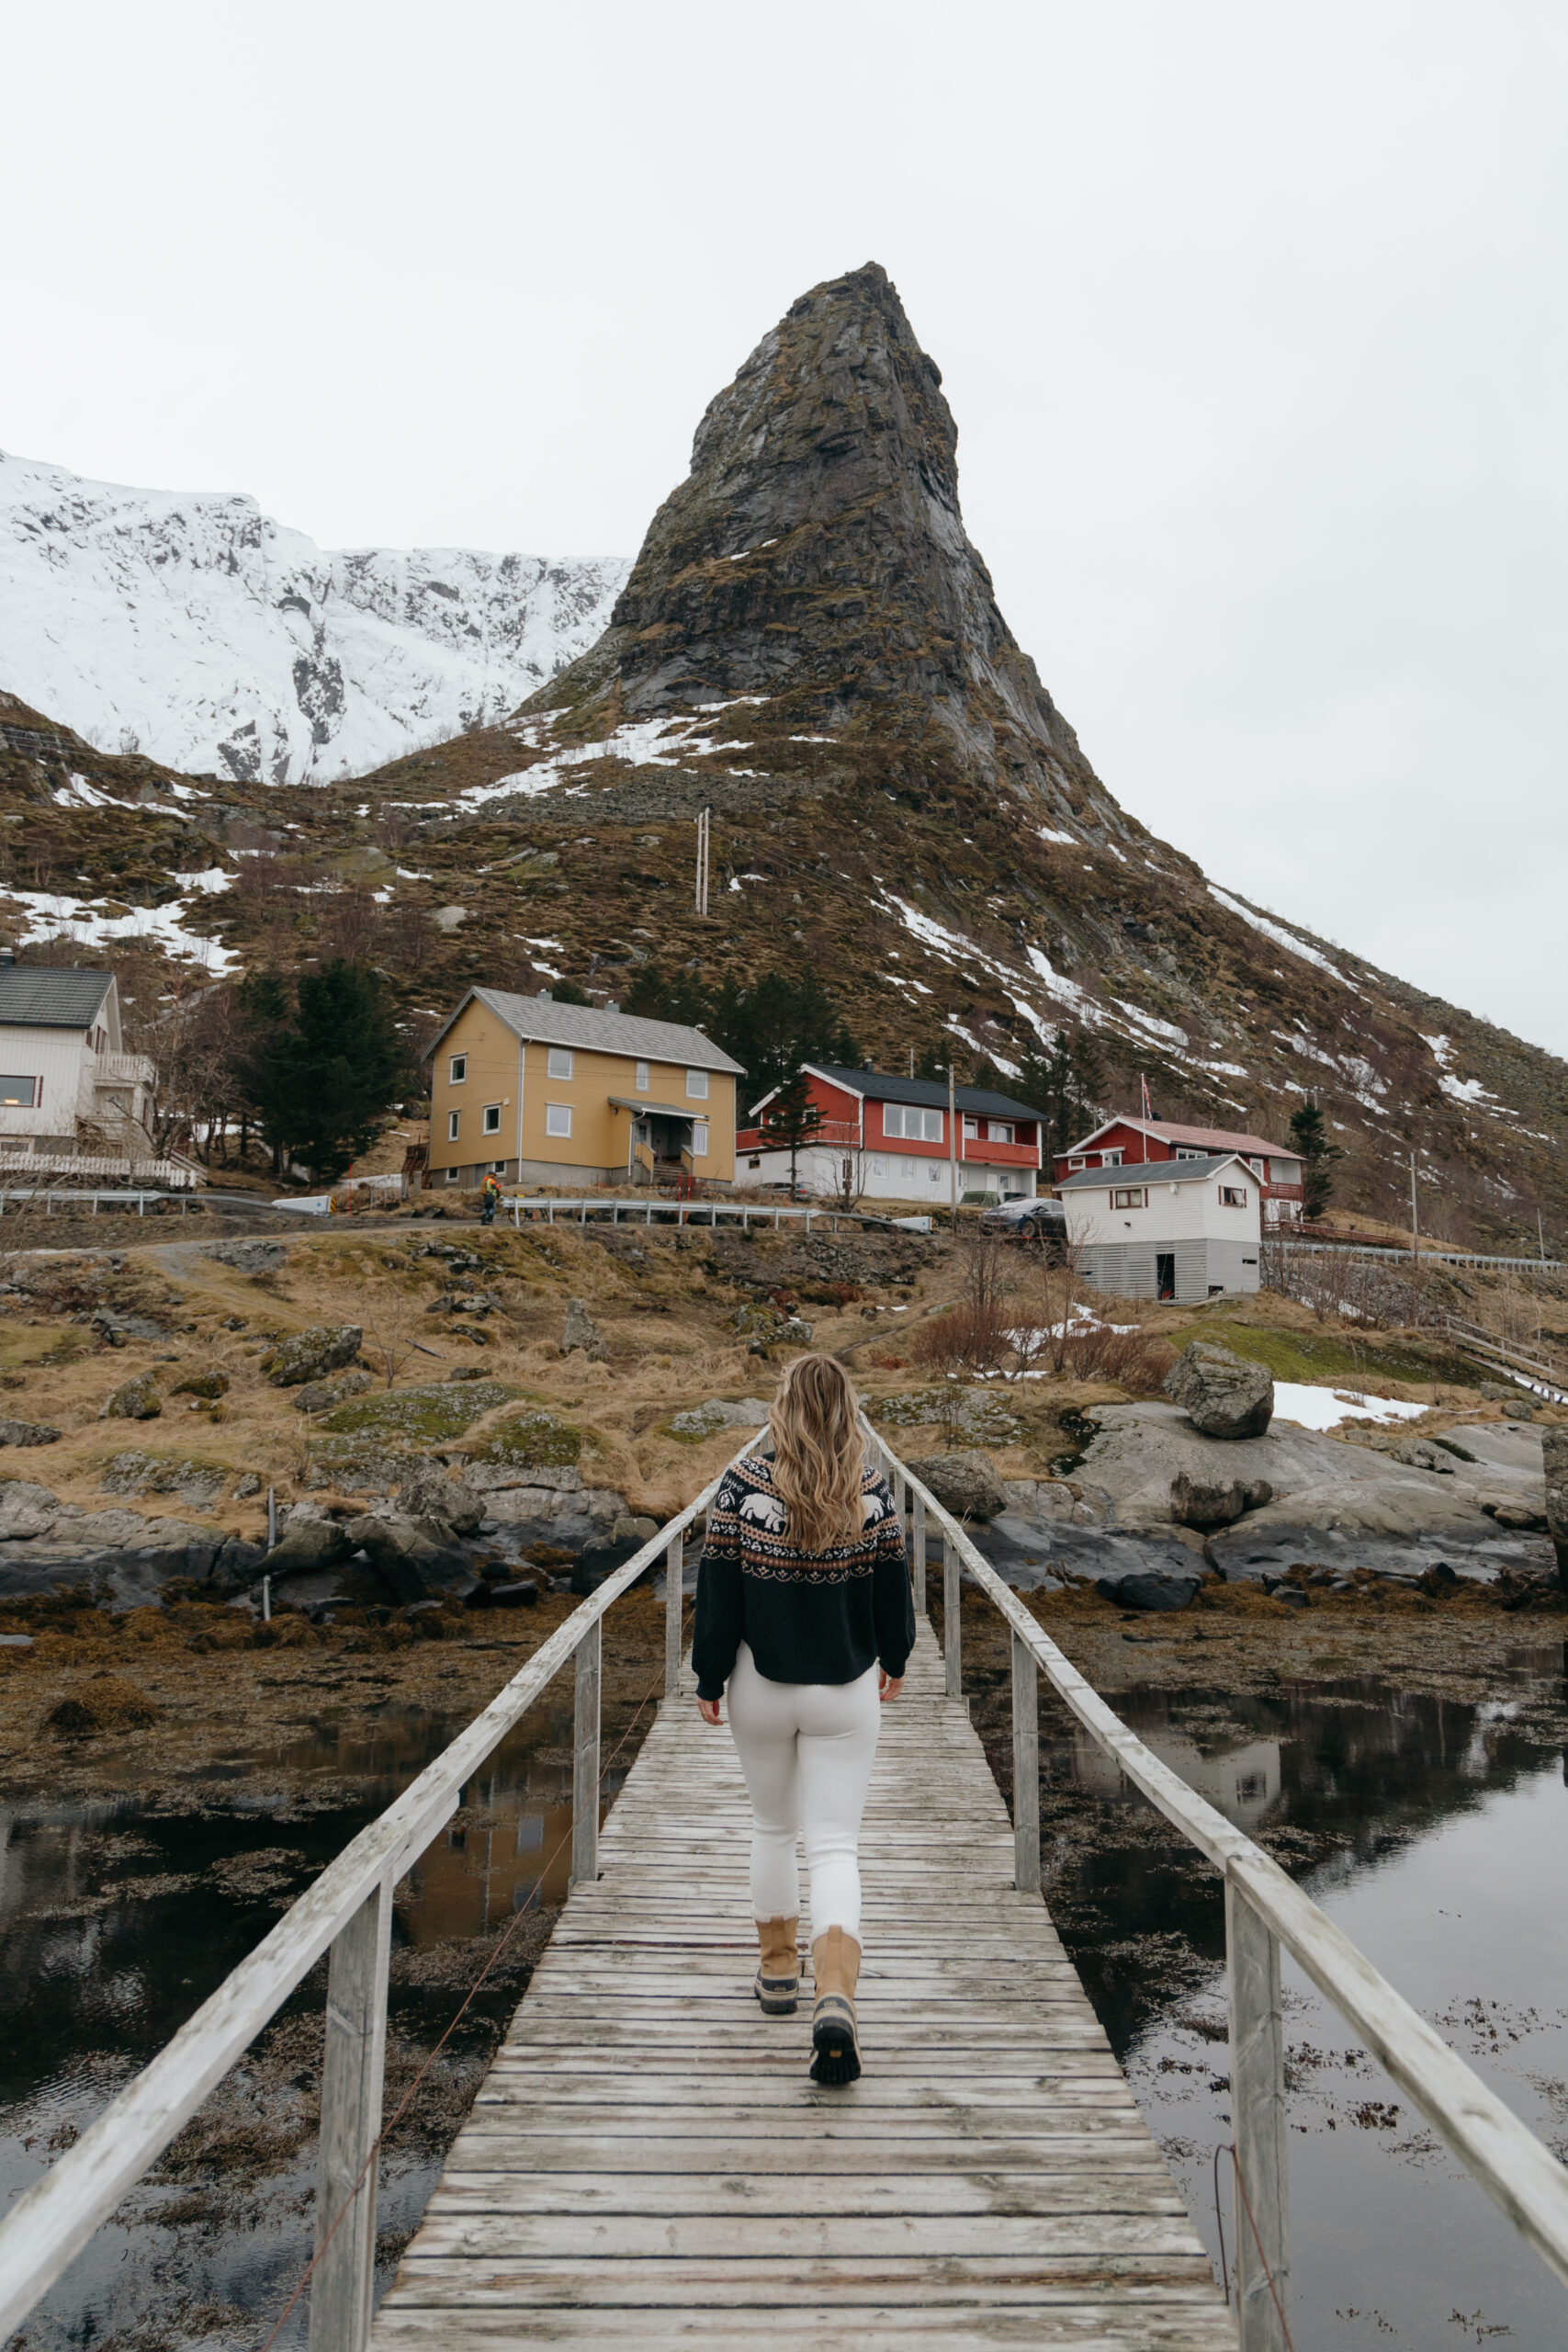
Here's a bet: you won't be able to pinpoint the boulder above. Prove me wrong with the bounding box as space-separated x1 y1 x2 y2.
1164 1341 1273 1439
292 1369 374 1415
1394 1439 1455 1474
170 1373 230 1401
395 1461 486 1536
342 1513 446 1603
99 1453 226 1509
99 1372 162 1421
610 1511 660 1548
560 1298 608 1362
0 1419 60 1447
0 1481 62 1540
265 1325 363 1387
913 1451 1009 1521
204 1238 288 1274
1095 1571 1201 1612
570 1537 643 1593
263 1517 354 1578
1546 1430 1568 1584
1169 1470 1273 1530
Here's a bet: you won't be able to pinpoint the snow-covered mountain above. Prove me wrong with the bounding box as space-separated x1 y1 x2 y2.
0 450 628 787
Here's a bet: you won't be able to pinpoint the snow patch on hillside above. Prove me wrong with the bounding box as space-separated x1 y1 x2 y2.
0 450 629 788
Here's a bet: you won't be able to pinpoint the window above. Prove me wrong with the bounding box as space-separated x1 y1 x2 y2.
927 1162 942 1183
482 1103 502 1135
448 1054 467 1084
1247 1157 1264 1176
989 1121 1015 1145
546 1104 572 1138
900 1157 916 1179
886 1103 942 1142
748 1155 761 1170
685 1068 709 1099
547 1046 573 1080
491 1160 507 1175
446 1111 460 1141
1068 1156 1086 1170
963 1117 978 1141
691 1119 709 1157
0 1077 38 1108
1176 1148 1202 1159
635 1059 649 1091
444 1166 459 1183
1220 1184 1247 1207
1112 1186 1147 1210
1100 1148 1123 1167
871 1154 888 1180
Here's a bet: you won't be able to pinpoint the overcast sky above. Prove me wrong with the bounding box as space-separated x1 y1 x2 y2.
6 3 1564 1054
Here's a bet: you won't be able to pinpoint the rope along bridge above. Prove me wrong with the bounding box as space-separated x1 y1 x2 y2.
2 1440 1566 2349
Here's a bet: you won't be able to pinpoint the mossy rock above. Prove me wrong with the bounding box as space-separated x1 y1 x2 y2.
47 1676 164 1735
468 1408 582 1468
869 1385 1021 1441
317 1380 518 1444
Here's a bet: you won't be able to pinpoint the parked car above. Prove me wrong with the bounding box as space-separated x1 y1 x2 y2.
979 1195 1066 1241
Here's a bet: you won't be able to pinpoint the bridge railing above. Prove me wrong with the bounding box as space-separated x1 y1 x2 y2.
0 1443 748 2349
867 1426 1568 2352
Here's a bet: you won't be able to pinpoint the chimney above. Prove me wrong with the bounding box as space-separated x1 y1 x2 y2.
536 989 551 1001
0 946 13 967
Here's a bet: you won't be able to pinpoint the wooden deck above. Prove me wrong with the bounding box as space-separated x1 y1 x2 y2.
371 1625 1235 2347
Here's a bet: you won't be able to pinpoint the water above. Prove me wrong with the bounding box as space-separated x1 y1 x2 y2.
0 1696 622 2350
1040 1645 1568 2350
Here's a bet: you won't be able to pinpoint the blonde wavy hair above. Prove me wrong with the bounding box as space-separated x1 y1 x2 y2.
765 1353 867 1554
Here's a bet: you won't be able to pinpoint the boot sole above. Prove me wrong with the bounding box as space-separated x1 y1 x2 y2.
810 1996 861 2085
754 1972 798 2017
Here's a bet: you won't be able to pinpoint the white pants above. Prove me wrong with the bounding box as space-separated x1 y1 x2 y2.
726 1643 881 1941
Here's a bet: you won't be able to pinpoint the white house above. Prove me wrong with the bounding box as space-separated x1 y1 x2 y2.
1057 1152 1263 1302
0 960 165 1177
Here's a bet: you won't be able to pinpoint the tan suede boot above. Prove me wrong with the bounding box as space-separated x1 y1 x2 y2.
809 1927 863 2084
753 1916 800 2015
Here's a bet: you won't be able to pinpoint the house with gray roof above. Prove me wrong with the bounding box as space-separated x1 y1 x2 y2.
0 956 163 1177
1057 1153 1263 1301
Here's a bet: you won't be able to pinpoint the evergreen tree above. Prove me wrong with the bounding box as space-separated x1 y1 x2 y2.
621 963 711 1027
761 1067 824 1194
915 1042 951 1082
245 961 408 1182
708 969 857 1098
1015 1030 1103 1166
549 977 592 1005
1290 1097 1343 1221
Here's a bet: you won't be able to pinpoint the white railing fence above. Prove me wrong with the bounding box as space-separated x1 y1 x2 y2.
866 1425 1568 2351
0 1445 746 2347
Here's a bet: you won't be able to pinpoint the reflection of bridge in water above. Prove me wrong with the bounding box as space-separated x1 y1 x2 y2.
1 1448 1565 2351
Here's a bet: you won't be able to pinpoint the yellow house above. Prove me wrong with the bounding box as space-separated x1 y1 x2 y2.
423 989 746 1190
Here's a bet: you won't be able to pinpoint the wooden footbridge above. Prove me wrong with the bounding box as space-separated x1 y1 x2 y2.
2 1436 1566 2352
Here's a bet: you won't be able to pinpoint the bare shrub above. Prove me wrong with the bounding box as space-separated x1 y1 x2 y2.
1057 1325 1176 1393
910 1299 1013 1378
1261 1240 1435 1328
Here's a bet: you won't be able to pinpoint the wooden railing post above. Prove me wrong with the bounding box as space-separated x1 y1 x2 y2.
1226 1879 1291 2352
1010 1630 1040 1894
571 1620 602 1889
307 1875 393 2352
664 1526 684 1698
943 1526 962 1698
911 1491 927 1614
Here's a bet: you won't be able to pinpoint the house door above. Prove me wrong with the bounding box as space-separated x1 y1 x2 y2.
1156 1251 1176 1302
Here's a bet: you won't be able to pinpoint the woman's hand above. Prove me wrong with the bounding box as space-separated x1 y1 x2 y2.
697 1696 723 1727
878 1669 905 1704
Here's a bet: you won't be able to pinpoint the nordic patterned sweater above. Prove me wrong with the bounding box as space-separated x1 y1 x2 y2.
693 1452 915 1700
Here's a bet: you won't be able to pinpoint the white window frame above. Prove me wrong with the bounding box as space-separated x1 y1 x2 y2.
871 1154 888 1180
482 1102 502 1135
635 1059 649 1091
547 1046 574 1080
685 1068 709 1100
1176 1148 1203 1159
444 1166 459 1184
448 1053 467 1085
1068 1156 1086 1170
491 1159 507 1175
900 1157 916 1179
887 1103 942 1142
1112 1186 1147 1210
691 1117 709 1157
963 1116 978 1141
1100 1148 1123 1167
446 1110 460 1142
546 1103 573 1138
1220 1183 1247 1207
989 1120 1015 1144
0 1076 39 1108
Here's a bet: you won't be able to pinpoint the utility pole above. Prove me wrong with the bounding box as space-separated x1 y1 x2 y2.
1539 1208 1547 1264
694 808 710 917
948 1060 958 1227
1409 1151 1419 1265
908 1046 915 1080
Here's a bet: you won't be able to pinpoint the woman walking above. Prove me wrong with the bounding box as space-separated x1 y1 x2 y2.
693 1354 914 2084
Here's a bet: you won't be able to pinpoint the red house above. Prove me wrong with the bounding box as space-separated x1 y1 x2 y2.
739 1064 1044 1204
1055 1117 1305 1225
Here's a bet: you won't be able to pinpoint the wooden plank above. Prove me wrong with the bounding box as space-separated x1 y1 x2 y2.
371 1623 1231 2347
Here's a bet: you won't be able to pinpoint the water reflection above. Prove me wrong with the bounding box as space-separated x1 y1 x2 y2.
0 1693 619 2350
1042 1642 1568 2351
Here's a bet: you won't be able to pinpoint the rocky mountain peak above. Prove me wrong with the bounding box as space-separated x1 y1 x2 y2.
527 264 1118 832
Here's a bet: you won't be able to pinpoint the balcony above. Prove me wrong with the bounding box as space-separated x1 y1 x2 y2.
94 1052 155 1088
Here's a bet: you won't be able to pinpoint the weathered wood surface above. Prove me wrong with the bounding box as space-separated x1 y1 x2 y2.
372 1627 1235 2348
